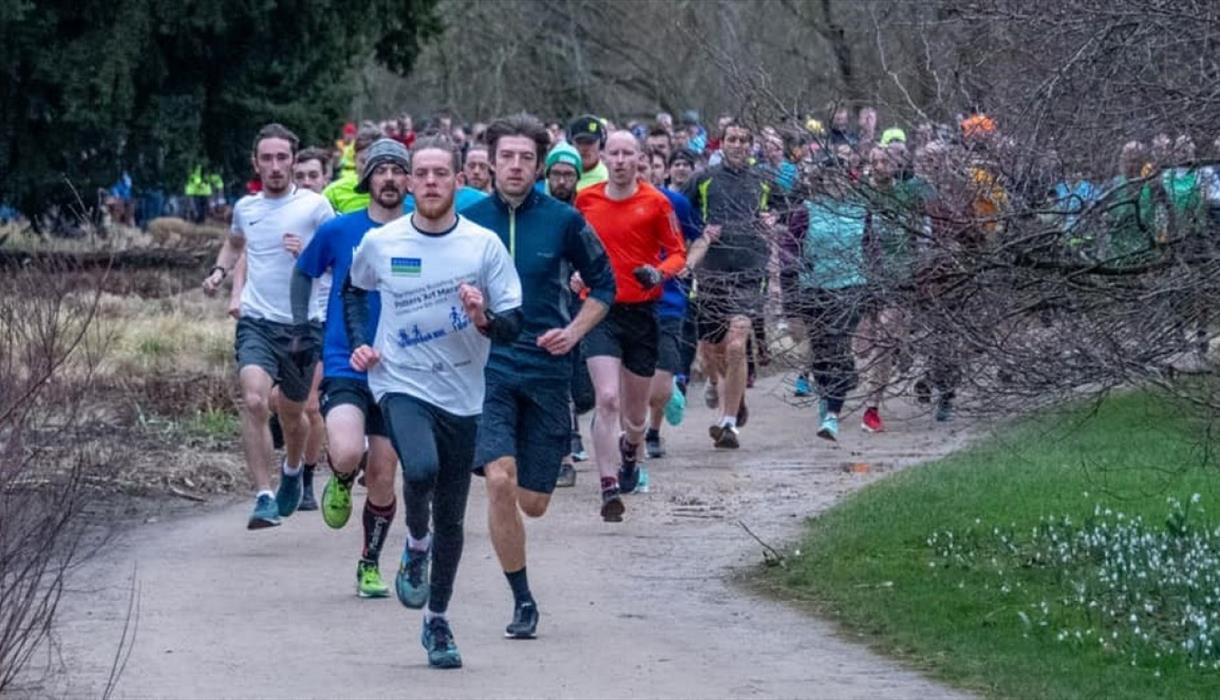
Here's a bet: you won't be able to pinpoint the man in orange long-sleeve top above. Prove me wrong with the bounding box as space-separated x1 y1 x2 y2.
575 130 687 522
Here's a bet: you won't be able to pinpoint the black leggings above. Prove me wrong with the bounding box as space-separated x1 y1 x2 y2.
380 392 477 615
796 287 862 415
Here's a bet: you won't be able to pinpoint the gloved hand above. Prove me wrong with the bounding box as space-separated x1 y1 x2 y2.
632 264 663 290
288 323 320 371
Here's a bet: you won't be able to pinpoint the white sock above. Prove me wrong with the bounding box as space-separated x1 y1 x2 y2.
282 461 303 477
408 532 432 552
721 416 737 429
424 610 446 622
256 489 275 500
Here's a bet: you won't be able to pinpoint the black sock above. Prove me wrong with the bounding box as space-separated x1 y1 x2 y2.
302 463 316 489
646 428 660 441
362 498 396 564
505 567 533 605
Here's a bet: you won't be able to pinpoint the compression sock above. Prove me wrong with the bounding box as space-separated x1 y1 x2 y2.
362 498 397 564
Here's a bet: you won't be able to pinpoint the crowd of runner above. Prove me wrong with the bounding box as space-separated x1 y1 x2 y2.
201 106 1220 669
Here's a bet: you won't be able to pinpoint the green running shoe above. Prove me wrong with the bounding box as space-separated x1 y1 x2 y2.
396 544 431 609
421 616 463 669
356 560 390 598
321 474 353 529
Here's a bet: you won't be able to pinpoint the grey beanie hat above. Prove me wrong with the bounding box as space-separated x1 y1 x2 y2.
355 138 410 193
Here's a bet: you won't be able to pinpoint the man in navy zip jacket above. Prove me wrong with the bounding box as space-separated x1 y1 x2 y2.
463 113 615 640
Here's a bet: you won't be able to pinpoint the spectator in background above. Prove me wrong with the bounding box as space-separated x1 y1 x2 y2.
828 105 857 146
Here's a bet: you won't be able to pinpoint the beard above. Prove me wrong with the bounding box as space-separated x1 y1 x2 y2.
414 190 456 220
374 185 403 208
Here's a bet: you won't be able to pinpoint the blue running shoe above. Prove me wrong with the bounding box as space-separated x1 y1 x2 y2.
276 465 302 517
664 378 686 426
618 435 640 494
794 374 812 398
421 616 462 669
816 414 839 442
247 493 281 530
396 544 430 609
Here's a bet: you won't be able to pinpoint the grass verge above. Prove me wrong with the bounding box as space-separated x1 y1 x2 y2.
758 391 1220 699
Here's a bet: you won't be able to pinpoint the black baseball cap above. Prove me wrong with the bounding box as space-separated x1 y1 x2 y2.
567 115 606 145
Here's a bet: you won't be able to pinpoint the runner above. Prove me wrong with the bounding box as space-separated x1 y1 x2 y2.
464 114 614 639
324 125 381 214
575 130 687 520
228 144 334 501
685 120 774 449
292 139 408 598
343 135 523 668
462 144 493 193
642 148 708 460
568 114 608 191
202 123 334 528
541 141 593 486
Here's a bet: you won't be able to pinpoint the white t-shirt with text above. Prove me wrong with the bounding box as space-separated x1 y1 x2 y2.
349 214 523 416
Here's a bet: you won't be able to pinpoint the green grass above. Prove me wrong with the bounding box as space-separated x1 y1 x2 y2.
762 392 1220 699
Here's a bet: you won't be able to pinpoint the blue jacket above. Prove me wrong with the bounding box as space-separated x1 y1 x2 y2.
658 187 701 319
463 190 615 379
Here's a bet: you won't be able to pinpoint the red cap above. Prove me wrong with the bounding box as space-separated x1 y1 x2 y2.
342 122 356 136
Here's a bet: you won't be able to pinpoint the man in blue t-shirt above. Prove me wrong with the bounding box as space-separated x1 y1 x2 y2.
291 139 408 599
641 147 709 460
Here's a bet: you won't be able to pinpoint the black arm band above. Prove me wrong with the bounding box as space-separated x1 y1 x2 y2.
290 267 313 326
342 274 371 349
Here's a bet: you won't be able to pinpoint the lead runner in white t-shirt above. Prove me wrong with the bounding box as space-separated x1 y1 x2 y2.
343 136 523 670
202 123 334 530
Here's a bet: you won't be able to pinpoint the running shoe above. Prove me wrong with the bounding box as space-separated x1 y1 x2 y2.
618 436 640 494
247 493 281 530
299 466 318 511
818 398 829 424
570 433 588 462
714 424 740 449
396 543 431 609
704 382 719 409
357 559 390 599
421 616 463 669
708 423 724 443
817 414 839 442
321 473 353 529
275 464 302 517
645 429 664 459
505 600 540 639
600 484 625 522
556 462 577 488
862 406 884 433
664 378 686 426
794 374 812 398
736 397 749 428
935 397 955 423
636 466 650 493
914 378 932 404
